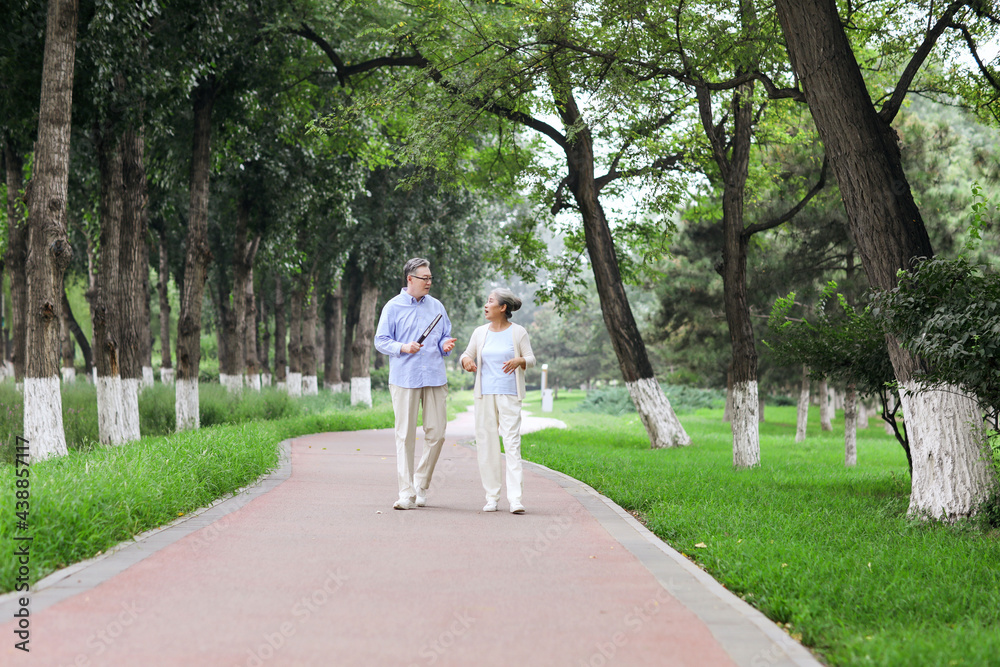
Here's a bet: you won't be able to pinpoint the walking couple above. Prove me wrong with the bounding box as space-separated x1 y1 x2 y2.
374 257 536 514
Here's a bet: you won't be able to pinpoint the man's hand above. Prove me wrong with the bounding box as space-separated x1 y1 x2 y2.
461 356 477 373
401 342 423 354
442 337 457 353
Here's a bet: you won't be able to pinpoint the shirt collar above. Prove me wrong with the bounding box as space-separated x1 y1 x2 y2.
400 288 425 304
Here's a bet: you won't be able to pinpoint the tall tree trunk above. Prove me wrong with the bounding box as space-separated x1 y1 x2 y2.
23 0 78 460
175 77 215 431
795 365 810 443
94 127 129 445
3 139 28 384
287 280 303 396
818 377 833 431
118 123 146 440
61 286 91 377
341 265 361 385
554 86 689 448
140 235 153 387
350 273 379 407
60 294 75 383
698 76 760 468
845 383 858 467
323 286 344 392
156 228 173 384
301 271 319 396
83 232 97 383
244 273 261 391
259 294 271 386
231 195 260 392
274 275 287 389
213 280 236 390
775 0 997 519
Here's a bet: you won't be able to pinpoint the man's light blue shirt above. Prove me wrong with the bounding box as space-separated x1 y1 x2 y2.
374 289 452 389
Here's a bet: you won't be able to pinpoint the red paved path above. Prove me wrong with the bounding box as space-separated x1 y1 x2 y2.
1 410 821 666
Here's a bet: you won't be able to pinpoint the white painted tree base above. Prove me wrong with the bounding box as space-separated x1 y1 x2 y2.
176 378 200 431
302 375 318 396
287 372 302 397
351 376 372 407
160 367 175 385
61 367 76 384
625 377 690 448
795 385 809 443
325 381 346 393
220 373 243 393
276 381 287 393
901 381 998 521
730 380 761 468
844 388 857 467
141 366 154 389
97 375 129 445
262 373 272 387
246 373 262 391
24 376 68 461
121 378 141 442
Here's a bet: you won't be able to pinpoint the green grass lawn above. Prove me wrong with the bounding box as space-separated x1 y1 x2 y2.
518 390 1000 667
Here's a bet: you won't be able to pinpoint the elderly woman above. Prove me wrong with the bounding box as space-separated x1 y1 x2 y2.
460 288 536 513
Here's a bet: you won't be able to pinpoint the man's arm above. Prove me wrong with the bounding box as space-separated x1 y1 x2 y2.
374 304 403 357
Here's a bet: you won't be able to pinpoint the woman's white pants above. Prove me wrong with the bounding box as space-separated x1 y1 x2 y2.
475 393 523 504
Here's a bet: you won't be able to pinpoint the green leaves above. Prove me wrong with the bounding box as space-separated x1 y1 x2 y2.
873 254 1000 424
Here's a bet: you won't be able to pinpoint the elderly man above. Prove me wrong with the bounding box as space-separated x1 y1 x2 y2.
374 258 457 510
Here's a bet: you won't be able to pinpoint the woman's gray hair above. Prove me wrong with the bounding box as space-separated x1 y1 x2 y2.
491 288 522 320
403 257 430 286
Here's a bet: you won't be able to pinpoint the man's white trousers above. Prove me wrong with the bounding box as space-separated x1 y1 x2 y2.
390 384 448 501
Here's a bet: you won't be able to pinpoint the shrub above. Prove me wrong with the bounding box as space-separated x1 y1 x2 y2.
573 384 727 416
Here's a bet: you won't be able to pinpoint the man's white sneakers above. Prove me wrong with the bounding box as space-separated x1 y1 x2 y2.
483 500 498 512
415 488 427 507
509 502 525 514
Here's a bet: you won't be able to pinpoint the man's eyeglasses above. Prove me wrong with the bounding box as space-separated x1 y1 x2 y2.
410 275 433 283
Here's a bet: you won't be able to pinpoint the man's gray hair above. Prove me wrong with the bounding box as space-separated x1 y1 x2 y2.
403 257 430 286
491 288 522 320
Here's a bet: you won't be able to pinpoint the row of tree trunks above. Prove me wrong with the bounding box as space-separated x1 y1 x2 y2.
23 0 79 461
775 0 998 519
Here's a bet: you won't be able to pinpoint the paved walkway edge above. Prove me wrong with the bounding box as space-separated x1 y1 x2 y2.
524 459 824 667
0 440 293 617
